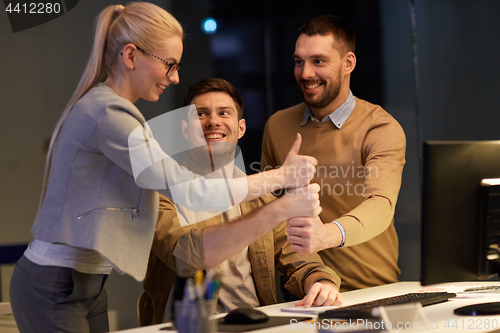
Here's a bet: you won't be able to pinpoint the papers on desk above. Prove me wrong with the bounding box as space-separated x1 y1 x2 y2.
280 304 340 315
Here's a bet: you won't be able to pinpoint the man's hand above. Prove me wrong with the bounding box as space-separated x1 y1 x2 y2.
287 216 338 254
281 133 317 188
280 184 322 219
296 280 343 308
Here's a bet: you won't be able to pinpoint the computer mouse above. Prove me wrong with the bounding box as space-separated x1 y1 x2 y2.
224 307 269 324
454 302 500 316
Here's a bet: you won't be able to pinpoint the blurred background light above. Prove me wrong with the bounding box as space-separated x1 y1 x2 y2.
202 17 217 34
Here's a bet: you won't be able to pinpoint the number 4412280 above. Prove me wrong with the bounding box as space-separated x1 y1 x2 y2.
443 319 498 330
5 3 61 14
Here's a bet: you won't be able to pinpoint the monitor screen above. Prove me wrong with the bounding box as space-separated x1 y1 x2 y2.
421 141 500 285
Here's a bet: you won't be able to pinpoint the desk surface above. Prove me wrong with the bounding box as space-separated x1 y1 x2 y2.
119 281 500 333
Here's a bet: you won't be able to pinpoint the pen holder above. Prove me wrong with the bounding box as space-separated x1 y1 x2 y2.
174 299 217 333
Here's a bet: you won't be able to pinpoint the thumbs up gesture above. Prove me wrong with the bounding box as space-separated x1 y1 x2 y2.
281 133 317 189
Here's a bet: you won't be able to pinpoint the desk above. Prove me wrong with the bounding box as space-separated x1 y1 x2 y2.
118 281 500 332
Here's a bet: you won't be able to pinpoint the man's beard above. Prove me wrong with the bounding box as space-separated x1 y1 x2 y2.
302 72 342 109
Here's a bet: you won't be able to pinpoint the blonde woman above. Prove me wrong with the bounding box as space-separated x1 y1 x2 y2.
9 2 320 332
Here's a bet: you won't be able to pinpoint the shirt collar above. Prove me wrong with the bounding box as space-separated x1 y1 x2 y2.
301 91 356 129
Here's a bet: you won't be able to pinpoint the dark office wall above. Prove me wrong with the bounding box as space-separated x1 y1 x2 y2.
381 0 422 280
417 1 500 141
382 0 500 280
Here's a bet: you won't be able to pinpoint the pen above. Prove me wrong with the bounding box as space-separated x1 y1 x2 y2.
183 278 196 303
194 271 208 330
203 268 216 299
194 270 204 300
203 268 216 290
205 280 219 300
178 278 196 333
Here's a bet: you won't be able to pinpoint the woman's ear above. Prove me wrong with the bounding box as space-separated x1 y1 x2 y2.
121 43 137 70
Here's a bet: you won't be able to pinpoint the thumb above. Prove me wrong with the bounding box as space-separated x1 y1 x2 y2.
288 133 302 156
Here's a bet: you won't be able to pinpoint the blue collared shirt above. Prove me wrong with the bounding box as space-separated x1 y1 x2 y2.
301 90 356 129
300 91 356 247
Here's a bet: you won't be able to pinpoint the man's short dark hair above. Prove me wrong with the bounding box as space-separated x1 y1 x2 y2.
298 15 355 55
183 78 244 120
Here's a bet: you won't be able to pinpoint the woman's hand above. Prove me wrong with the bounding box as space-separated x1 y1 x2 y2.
280 133 317 189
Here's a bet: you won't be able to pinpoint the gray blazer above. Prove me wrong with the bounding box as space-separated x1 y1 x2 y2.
31 84 233 281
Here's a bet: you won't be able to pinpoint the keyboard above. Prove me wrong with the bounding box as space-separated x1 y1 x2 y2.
463 285 500 293
318 292 457 319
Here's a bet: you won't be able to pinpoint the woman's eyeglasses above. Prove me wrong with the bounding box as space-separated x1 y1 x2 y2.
135 45 183 77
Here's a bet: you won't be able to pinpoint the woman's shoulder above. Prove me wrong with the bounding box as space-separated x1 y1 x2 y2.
80 84 135 109
75 83 145 123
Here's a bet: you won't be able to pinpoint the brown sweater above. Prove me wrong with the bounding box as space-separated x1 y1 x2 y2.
261 98 406 291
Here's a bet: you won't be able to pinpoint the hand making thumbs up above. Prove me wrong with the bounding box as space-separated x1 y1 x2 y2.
280 133 317 188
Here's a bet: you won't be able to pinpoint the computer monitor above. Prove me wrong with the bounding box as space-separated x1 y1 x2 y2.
421 140 500 286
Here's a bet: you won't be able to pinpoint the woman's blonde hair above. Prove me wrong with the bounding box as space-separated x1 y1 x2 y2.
39 2 183 210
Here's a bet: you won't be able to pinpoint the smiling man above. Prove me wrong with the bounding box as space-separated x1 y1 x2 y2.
261 16 406 293
139 78 342 326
